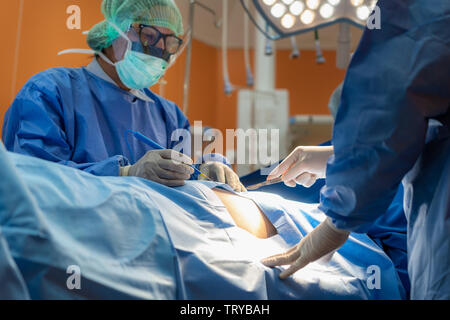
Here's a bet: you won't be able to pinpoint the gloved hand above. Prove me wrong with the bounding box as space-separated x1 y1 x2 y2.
261 217 349 279
267 146 334 187
199 162 247 192
121 149 194 187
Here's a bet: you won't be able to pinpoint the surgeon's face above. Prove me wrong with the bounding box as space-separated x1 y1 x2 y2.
99 24 178 91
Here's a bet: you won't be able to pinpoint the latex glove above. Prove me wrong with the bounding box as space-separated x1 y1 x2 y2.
261 218 349 279
199 162 247 192
267 146 334 188
123 149 194 187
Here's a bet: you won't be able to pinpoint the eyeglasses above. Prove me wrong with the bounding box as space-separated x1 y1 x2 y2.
137 24 183 56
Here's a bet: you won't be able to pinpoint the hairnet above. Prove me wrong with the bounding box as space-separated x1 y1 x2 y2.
87 0 184 52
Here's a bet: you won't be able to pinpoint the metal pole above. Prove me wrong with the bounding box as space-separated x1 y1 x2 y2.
254 14 275 92
182 0 195 115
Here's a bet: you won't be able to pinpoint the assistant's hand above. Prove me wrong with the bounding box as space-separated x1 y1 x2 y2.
261 218 349 279
199 162 247 192
123 150 194 187
267 146 334 187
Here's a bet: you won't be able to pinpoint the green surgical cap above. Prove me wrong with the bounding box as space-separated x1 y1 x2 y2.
87 0 184 52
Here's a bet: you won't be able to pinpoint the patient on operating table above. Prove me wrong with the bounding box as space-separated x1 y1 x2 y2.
212 188 278 239
0 147 406 299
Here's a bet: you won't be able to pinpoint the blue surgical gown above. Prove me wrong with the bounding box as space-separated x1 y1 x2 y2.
0 143 404 299
319 0 450 299
2 62 192 177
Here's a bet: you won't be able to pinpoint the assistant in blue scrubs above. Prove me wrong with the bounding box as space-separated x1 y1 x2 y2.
318 1 450 299
262 0 449 299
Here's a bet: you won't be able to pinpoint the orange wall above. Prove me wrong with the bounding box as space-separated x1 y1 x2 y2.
277 50 346 115
0 0 105 131
162 39 219 129
1 0 346 138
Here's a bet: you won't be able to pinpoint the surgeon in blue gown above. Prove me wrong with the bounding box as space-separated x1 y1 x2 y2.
2 0 245 192
262 0 450 299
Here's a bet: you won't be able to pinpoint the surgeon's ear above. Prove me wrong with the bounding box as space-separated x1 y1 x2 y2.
128 23 141 42
102 47 117 63
109 37 128 62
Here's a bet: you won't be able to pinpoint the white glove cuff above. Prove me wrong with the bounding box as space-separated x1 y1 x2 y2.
120 165 131 177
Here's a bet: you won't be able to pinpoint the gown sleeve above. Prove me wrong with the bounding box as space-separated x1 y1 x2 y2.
318 0 450 232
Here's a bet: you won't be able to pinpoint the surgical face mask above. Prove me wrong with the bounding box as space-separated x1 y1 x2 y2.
97 22 168 90
58 22 168 90
102 47 167 90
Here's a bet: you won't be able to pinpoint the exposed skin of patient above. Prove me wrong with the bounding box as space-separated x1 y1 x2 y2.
212 188 277 239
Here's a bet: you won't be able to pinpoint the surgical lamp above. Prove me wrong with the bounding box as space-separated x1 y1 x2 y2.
243 0 377 38
241 0 379 68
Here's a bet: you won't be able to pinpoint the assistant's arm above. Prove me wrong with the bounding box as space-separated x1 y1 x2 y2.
319 0 450 232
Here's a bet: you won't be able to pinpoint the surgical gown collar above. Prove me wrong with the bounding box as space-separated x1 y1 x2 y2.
86 58 154 103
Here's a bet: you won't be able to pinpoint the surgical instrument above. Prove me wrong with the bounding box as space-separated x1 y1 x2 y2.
130 130 213 181
246 177 284 190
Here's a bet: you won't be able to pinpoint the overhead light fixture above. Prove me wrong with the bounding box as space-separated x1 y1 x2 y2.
242 0 375 70
271 3 286 18
262 0 277 5
356 5 370 20
300 9 315 24
368 0 378 10
281 13 296 28
351 0 364 6
289 1 305 16
306 0 320 10
327 0 340 5
319 3 334 18
243 0 369 39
